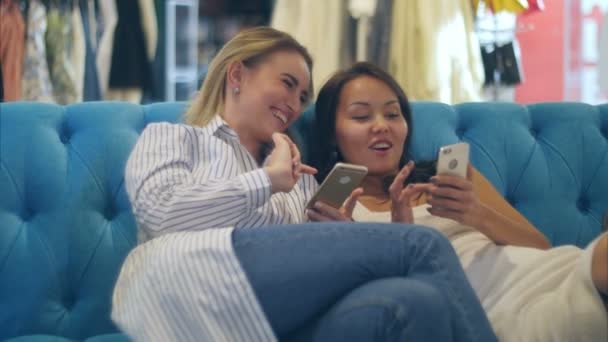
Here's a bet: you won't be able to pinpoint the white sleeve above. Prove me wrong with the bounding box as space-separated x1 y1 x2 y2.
125 123 272 238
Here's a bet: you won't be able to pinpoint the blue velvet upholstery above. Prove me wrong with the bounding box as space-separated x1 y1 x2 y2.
1 101 606 340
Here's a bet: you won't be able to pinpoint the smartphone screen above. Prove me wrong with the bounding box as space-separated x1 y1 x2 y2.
307 163 368 209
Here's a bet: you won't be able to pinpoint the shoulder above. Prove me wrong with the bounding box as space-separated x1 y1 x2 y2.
138 122 205 147
469 166 503 201
142 122 200 137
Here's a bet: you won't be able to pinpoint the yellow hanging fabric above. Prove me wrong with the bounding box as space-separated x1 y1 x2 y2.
471 0 482 13
484 0 529 14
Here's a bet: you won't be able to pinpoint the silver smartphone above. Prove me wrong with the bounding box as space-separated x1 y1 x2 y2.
436 142 470 178
307 163 368 209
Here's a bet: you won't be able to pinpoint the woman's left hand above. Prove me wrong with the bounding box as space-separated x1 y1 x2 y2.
307 187 364 222
426 165 485 227
389 161 427 223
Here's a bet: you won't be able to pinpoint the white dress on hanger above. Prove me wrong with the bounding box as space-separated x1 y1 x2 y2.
389 0 484 104
348 0 377 62
271 0 348 95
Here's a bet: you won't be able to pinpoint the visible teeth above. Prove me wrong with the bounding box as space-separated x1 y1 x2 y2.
372 142 390 149
273 111 287 124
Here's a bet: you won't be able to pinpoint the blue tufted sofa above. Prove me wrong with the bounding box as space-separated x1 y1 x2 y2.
1 101 607 340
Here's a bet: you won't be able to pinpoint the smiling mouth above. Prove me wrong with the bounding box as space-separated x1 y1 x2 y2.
272 110 288 124
370 142 392 151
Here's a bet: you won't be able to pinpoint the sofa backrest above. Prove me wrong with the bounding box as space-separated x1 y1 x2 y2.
0 102 184 339
1 101 606 339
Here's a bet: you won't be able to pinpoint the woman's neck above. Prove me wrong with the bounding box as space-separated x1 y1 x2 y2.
358 173 429 212
358 175 391 211
220 112 263 164
360 175 389 198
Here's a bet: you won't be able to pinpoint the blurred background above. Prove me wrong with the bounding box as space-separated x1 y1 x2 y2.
1 0 606 105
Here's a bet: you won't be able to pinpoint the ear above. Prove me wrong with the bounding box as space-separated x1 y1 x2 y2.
226 61 245 90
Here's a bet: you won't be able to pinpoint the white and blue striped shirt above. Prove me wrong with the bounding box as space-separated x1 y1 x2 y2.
112 115 318 341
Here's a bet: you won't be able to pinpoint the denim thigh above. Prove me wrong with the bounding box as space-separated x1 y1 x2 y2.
286 277 453 342
232 222 496 342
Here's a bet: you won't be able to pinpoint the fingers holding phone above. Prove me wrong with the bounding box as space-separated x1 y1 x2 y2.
427 142 483 225
306 163 368 221
436 142 469 178
307 187 364 222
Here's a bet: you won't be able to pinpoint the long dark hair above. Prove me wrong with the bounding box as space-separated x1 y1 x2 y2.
311 62 414 183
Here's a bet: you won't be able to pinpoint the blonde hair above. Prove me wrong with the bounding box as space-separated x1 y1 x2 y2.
184 27 314 127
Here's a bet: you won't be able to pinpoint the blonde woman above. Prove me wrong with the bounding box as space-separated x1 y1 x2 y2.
111 28 497 342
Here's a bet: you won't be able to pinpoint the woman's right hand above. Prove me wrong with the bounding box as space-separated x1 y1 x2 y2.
265 133 316 193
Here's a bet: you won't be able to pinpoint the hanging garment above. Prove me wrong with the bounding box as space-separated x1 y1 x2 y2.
46 6 78 104
480 41 523 86
492 0 528 13
473 0 529 14
96 0 118 98
389 0 484 103
151 0 166 101
600 13 608 94
107 0 154 103
0 0 25 101
348 0 377 61
138 0 158 102
79 0 102 101
139 0 157 63
71 4 86 102
22 0 54 102
106 0 157 103
272 0 349 95
367 0 393 70
87 0 97 49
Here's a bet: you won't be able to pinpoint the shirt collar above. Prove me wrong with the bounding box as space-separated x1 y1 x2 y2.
203 114 239 140
203 114 274 163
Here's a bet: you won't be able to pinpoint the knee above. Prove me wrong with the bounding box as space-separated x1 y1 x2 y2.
403 224 456 256
311 278 451 341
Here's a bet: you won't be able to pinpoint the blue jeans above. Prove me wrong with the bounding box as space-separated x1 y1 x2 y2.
233 222 497 342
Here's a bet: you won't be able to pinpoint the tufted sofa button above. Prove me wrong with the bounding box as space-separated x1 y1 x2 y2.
63 292 75 311
577 197 589 212
21 208 32 221
105 201 121 221
60 120 72 144
530 128 538 138
104 207 115 221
